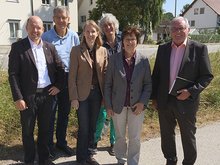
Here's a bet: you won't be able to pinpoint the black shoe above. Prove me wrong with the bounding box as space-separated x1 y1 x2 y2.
93 142 98 154
94 142 97 148
88 142 98 155
108 144 115 156
56 144 74 156
166 157 177 165
76 161 87 165
48 146 56 158
86 156 100 165
39 159 55 165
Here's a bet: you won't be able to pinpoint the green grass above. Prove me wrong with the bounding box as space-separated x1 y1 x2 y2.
0 72 21 144
1 51 220 145
201 52 220 107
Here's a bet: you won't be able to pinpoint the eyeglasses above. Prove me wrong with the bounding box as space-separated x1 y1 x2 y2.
171 27 187 32
124 38 137 42
54 16 68 20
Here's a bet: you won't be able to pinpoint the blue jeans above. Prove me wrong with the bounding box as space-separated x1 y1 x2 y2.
76 86 102 163
48 72 71 147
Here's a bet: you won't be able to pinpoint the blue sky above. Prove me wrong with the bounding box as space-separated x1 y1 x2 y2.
163 0 194 16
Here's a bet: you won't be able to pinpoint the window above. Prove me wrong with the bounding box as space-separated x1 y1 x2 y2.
217 17 220 25
6 0 19 2
191 20 195 27
187 20 190 26
81 16 86 23
90 0 93 5
194 8 199 15
42 0 50 4
61 0 68 6
200 8 205 14
43 22 53 32
8 20 20 38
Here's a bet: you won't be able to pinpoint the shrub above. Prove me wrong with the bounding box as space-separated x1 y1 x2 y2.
189 34 220 43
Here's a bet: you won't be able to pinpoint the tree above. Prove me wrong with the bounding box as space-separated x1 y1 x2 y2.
89 0 165 36
89 0 139 30
162 12 174 21
180 4 190 15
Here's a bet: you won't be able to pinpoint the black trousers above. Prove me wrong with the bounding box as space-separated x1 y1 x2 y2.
49 72 71 147
158 95 197 165
76 87 102 163
20 90 54 163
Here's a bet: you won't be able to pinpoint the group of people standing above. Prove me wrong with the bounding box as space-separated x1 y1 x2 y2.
8 5 213 165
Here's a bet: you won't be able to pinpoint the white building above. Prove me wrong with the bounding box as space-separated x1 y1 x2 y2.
78 0 96 31
182 0 220 33
0 0 78 46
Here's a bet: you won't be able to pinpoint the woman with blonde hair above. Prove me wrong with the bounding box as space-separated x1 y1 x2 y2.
69 20 108 165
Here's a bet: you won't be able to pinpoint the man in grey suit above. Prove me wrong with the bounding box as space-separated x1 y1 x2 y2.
104 26 152 165
151 17 213 165
8 16 65 165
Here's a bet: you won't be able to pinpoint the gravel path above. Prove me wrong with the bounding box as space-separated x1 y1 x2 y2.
1 121 220 165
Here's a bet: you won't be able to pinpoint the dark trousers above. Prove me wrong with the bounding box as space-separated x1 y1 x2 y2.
20 91 54 163
158 95 197 165
49 72 70 147
76 87 102 163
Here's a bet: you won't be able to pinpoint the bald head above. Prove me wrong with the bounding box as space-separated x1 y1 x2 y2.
26 16 44 44
26 16 43 28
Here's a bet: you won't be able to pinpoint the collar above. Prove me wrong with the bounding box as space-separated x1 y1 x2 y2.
85 42 97 52
171 38 187 48
53 26 69 39
28 37 43 49
123 50 136 60
103 33 121 45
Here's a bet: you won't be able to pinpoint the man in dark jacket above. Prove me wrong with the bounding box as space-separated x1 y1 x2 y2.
8 16 65 165
151 16 213 165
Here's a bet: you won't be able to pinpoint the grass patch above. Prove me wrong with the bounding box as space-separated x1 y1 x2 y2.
0 51 220 148
0 71 21 144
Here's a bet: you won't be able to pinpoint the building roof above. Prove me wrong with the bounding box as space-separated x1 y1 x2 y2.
203 0 220 15
182 0 220 16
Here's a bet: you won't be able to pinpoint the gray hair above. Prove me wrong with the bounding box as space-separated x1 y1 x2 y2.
99 13 119 33
53 6 70 17
170 16 190 29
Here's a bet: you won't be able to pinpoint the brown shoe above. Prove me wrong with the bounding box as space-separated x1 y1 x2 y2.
86 156 100 165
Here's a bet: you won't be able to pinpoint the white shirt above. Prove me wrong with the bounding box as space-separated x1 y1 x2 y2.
28 37 51 88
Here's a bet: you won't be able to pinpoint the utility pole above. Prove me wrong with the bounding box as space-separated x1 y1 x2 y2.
30 0 34 16
174 0 177 17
